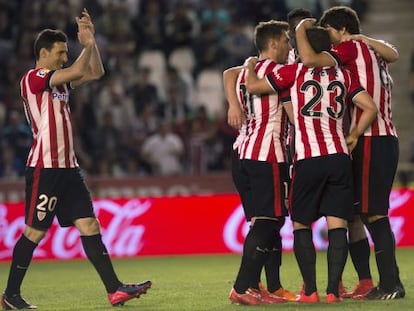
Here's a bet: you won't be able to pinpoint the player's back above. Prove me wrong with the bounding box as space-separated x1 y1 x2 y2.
286 63 356 161
332 39 397 137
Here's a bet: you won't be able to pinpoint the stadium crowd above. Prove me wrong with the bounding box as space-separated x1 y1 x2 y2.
0 0 368 178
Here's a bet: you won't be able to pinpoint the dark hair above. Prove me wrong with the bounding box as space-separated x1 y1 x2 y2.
319 6 360 34
287 8 312 27
254 20 288 53
306 26 331 53
33 29 68 60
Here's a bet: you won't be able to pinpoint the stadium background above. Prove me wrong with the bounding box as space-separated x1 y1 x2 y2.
1 0 414 260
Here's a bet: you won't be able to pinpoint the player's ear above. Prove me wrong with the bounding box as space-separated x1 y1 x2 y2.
39 47 49 59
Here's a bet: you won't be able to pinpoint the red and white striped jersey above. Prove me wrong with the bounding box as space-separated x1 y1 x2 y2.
20 68 78 168
266 63 364 161
329 40 397 137
236 59 288 163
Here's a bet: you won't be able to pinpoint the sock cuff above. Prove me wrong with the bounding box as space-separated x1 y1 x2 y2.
21 234 39 247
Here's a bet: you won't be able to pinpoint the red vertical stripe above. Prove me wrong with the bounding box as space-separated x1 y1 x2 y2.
361 45 379 135
251 95 269 159
296 67 311 159
362 137 371 213
27 167 41 226
48 93 58 167
311 69 327 155
330 69 344 153
61 101 70 167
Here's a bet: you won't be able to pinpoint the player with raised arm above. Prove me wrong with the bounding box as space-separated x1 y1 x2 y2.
244 26 377 303
1 9 151 310
295 6 404 300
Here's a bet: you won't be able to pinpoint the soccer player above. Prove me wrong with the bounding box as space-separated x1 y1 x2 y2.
244 26 377 303
286 7 351 297
286 8 313 64
1 9 151 310
223 20 294 305
295 6 405 300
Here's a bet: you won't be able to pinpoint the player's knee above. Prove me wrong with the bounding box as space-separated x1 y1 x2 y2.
24 225 46 243
74 217 101 235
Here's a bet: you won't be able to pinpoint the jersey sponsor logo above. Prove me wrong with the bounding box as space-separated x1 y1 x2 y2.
36 69 50 78
52 92 69 102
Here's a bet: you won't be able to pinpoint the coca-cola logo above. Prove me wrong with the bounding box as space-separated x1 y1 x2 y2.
222 204 249 252
222 190 410 252
0 199 151 260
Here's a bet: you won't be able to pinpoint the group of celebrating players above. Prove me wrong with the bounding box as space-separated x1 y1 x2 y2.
224 5 404 305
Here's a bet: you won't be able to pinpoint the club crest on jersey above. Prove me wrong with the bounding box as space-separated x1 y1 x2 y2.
37 211 46 221
36 69 50 78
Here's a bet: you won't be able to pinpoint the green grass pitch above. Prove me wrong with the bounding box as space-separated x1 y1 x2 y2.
1 248 413 310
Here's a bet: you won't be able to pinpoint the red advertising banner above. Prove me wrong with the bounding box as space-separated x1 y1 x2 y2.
1 189 413 261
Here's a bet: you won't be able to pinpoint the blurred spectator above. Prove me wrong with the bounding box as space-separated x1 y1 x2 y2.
192 23 226 77
97 75 135 130
131 0 167 53
285 0 322 18
128 67 160 116
141 121 184 175
1 110 32 165
164 1 199 54
221 21 255 69
0 146 25 178
236 0 288 25
90 110 123 177
0 3 15 66
186 105 219 174
199 0 231 39
159 66 192 125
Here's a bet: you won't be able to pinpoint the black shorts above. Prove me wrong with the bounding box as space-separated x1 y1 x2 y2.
232 154 289 221
352 135 399 215
25 167 95 229
231 150 254 221
290 153 353 226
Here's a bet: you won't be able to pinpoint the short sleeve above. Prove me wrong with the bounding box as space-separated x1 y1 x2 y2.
27 68 54 94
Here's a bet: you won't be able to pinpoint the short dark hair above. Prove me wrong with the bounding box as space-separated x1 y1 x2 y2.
33 29 68 60
287 8 312 26
254 20 288 53
319 6 360 34
306 26 331 53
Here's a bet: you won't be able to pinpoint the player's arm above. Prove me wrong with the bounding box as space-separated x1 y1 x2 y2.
244 57 275 94
71 8 105 88
349 34 399 63
50 12 95 87
283 101 294 124
295 18 337 67
223 66 245 130
346 91 378 151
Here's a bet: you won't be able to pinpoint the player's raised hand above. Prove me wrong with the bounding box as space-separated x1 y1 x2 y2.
79 8 95 34
76 15 95 47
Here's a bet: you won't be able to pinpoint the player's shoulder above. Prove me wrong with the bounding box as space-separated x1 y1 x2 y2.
24 68 51 81
332 40 357 53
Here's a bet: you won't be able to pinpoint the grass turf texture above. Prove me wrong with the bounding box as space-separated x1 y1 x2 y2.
0 248 413 310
